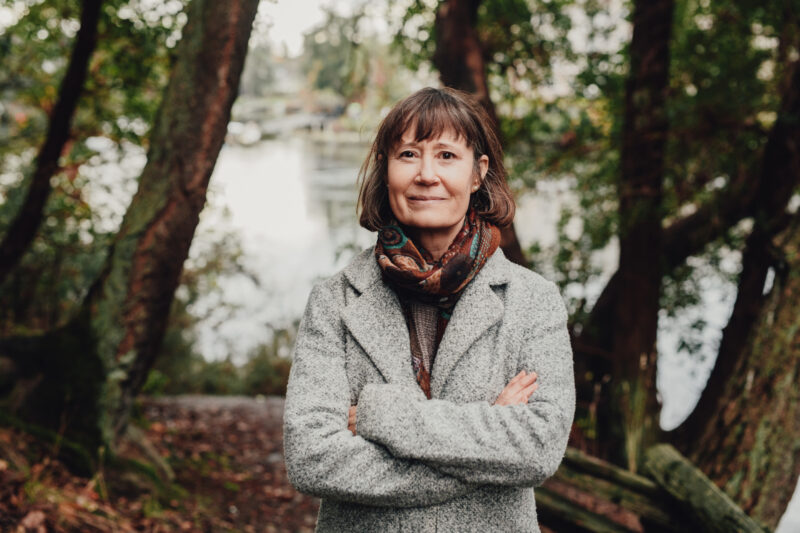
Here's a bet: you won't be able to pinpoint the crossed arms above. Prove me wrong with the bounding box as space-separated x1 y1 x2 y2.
282 280 575 507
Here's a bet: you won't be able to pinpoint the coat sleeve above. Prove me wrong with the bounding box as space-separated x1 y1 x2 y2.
283 281 480 507
354 281 575 487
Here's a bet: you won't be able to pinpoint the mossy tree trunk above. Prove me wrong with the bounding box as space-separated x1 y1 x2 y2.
575 42 800 471
681 216 800 530
663 59 800 527
0 0 259 472
671 58 800 445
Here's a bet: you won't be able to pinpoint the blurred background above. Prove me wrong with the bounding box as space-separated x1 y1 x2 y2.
1 0 799 531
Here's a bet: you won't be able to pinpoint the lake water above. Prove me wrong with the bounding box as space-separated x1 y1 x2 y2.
190 135 799 530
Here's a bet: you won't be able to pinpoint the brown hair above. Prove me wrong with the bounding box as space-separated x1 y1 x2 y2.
357 87 515 230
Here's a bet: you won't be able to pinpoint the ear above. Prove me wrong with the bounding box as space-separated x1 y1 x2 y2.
475 154 489 188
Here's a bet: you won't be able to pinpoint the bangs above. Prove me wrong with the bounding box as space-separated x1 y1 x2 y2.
382 90 482 153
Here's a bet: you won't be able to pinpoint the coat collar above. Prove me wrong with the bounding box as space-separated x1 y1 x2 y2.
342 245 511 397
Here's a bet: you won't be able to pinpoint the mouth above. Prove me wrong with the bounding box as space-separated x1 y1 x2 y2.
407 195 447 202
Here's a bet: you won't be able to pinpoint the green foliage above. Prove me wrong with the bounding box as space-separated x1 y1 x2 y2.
664 0 788 218
145 325 295 397
298 2 433 125
241 332 295 396
301 7 370 101
0 163 112 333
0 0 187 334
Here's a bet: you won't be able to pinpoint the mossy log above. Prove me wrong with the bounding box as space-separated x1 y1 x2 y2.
538 444 769 533
643 444 769 533
538 446 688 533
556 448 681 531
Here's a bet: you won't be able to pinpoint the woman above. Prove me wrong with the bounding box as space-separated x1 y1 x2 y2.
283 87 575 532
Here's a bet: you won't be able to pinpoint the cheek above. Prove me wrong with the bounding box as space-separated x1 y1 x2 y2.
385 167 407 212
446 171 476 202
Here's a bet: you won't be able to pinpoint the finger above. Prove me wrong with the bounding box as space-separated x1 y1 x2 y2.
522 383 539 400
518 371 538 386
510 370 534 387
502 381 525 397
508 370 526 384
524 377 539 390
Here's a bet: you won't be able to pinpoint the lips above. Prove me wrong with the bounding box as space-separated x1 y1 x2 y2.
408 195 446 201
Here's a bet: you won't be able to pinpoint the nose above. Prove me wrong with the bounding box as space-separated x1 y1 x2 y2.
416 154 438 184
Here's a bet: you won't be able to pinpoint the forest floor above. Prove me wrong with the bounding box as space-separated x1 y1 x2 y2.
1 396 570 532
0 395 320 532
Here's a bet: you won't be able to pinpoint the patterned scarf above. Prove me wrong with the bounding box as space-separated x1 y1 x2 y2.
375 209 501 397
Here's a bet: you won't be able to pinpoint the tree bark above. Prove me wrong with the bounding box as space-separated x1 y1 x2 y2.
432 0 527 266
689 216 800 529
605 0 674 471
433 0 496 126
88 0 260 443
0 0 102 285
0 0 259 470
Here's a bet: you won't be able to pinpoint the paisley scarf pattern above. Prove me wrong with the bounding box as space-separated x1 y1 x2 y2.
375 209 501 397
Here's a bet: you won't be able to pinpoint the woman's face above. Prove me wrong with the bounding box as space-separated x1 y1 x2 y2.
386 127 488 242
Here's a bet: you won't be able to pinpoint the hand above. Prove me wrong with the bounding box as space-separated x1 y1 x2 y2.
348 405 357 435
494 370 538 406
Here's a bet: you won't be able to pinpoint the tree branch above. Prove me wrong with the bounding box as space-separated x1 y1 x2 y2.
0 1 102 284
578 58 800 357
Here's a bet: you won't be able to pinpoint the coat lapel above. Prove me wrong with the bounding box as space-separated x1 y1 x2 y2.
342 280 419 386
341 247 419 387
430 258 506 398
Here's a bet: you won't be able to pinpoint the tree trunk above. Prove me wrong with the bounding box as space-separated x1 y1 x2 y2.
576 57 800 463
676 216 800 529
670 59 800 525
0 0 102 285
0 0 259 471
605 0 674 471
671 59 800 452
432 0 527 266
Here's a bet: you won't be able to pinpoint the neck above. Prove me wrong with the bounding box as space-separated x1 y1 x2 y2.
407 219 465 262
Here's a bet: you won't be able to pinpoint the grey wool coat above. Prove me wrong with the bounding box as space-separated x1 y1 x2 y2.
283 245 576 532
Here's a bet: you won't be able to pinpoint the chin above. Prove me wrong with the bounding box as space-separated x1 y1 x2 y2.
401 214 461 231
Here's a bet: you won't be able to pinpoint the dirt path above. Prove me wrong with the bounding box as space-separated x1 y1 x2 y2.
141 395 319 532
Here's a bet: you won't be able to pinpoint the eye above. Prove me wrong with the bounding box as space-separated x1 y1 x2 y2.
440 151 456 160
398 150 416 158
